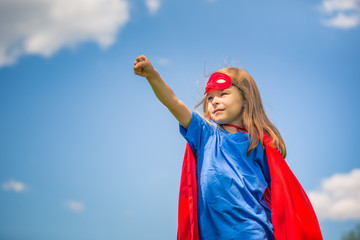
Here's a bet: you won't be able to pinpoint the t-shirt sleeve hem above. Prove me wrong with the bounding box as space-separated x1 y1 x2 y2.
179 111 212 152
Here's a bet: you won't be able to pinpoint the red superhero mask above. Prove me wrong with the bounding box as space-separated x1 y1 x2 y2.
204 72 232 94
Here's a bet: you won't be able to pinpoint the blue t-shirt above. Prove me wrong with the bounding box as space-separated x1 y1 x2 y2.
180 112 274 240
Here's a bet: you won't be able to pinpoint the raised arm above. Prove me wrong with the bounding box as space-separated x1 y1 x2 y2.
133 55 191 129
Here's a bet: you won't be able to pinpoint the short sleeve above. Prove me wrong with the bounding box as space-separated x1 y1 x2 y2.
179 111 214 154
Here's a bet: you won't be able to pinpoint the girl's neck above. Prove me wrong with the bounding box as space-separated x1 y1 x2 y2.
221 123 247 134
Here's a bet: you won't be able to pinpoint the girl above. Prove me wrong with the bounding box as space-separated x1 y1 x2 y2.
133 55 322 240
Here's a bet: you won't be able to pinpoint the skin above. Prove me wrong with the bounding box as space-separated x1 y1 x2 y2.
133 55 192 128
207 87 245 134
133 55 244 133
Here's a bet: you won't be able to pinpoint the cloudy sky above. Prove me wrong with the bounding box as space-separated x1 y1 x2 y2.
1 0 359 239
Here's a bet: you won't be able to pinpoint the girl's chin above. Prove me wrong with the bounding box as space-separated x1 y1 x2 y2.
212 119 226 125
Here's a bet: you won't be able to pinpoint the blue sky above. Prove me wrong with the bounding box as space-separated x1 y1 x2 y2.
1 0 360 239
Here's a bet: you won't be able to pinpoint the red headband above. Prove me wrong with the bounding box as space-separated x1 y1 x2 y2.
204 72 232 94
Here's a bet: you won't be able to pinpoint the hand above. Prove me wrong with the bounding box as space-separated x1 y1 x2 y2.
133 55 158 79
133 55 192 128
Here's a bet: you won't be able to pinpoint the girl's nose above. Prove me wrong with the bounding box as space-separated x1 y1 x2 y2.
212 96 220 105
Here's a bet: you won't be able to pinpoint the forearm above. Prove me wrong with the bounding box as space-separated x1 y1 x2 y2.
146 72 178 109
134 55 191 128
146 72 191 127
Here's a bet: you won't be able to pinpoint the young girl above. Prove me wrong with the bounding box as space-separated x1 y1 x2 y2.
133 55 322 240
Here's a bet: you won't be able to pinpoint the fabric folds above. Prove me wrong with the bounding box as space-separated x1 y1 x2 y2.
177 134 323 240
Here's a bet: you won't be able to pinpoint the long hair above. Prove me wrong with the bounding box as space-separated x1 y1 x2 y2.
196 67 287 158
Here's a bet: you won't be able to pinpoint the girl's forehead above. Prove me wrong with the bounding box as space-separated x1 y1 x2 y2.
206 86 234 94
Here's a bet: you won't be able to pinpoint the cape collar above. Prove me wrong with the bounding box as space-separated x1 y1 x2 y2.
222 124 248 133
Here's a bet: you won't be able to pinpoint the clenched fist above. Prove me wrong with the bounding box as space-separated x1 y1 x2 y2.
133 55 158 79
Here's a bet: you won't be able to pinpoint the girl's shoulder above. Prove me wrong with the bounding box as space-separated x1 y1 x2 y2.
190 111 216 130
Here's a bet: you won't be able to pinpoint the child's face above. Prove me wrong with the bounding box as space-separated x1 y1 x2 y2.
207 86 244 126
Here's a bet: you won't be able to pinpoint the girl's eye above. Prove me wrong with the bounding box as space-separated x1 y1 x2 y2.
207 96 213 101
221 93 228 96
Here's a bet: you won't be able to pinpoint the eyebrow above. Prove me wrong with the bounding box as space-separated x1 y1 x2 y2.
207 89 230 95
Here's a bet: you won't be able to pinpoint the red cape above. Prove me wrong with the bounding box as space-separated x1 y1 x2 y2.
177 134 323 240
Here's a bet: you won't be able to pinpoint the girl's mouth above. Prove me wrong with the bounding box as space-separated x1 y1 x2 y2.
213 109 224 114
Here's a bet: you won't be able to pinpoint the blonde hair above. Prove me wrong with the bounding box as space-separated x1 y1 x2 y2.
196 67 287 158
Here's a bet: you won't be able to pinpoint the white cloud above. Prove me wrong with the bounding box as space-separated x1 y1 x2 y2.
0 0 129 67
145 0 161 15
322 0 359 13
2 180 27 192
308 168 360 220
323 12 359 28
63 200 85 212
320 0 360 29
